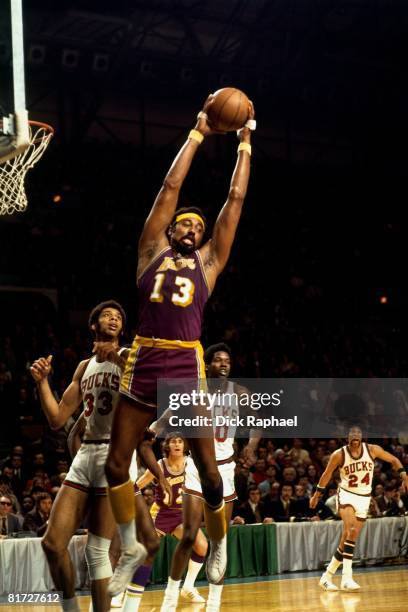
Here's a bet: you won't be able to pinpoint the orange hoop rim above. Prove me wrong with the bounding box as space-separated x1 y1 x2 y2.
28 120 54 143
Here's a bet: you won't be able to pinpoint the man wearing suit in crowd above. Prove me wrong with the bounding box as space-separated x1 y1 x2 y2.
0 495 21 536
376 484 407 516
232 486 273 525
264 483 298 522
22 492 52 536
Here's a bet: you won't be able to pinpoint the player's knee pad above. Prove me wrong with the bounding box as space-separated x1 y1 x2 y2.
85 533 112 581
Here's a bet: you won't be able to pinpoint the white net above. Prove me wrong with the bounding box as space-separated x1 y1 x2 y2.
0 120 53 215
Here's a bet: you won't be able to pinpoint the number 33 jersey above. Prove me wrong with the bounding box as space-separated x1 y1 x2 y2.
339 443 374 495
80 350 125 440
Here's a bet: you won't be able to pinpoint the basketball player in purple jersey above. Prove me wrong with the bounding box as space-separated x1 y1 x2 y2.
105 95 256 595
120 433 207 611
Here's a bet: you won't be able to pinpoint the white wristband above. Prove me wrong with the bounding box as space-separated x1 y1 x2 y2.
245 119 256 130
197 111 208 120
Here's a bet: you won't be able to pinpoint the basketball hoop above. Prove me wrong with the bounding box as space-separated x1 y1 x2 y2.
0 118 53 215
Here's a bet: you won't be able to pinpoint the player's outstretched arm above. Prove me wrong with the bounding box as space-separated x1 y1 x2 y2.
30 356 87 430
137 96 216 276
92 343 130 371
370 444 408 493
200 101 254 291
309 450 342 508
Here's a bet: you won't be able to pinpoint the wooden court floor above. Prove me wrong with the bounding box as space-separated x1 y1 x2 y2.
4 569 408 611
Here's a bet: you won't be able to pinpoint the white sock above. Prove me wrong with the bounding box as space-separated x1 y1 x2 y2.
342 558 353 577
327 556 342 576
208 583 223 604
166 577 181 594
183 559 203 590
122 589 143 612
61 597 80 612
118 520 137 550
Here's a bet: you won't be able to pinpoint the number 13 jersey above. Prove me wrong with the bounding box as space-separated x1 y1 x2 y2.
137 246 209 341
339 443 374 495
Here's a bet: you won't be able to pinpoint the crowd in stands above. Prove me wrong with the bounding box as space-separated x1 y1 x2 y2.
1 430 407 539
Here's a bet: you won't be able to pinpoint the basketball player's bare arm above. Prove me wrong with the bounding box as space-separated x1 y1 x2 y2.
235 383 262 466
200 101 255 292
138 438 173 504
92 343 130 371
67 412 86 459
309 450 343 508
369 444 408 492
137 96 218 274
30 356 89 430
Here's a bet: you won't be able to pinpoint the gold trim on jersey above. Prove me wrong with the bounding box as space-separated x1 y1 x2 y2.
120 339 143 395
135 335 202 349
195 343 208 392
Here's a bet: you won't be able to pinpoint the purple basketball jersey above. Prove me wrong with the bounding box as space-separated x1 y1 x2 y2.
137 247 209 341
155 458 185 510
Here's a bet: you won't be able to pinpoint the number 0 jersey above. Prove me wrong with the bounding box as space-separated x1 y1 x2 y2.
80 349 125 440
339 442 374 495
137 246 209 341
213 381 239 461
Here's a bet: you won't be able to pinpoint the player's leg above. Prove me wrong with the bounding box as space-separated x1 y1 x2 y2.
206 500 233 611
121 494 161 612
320 517 345 591
86 495 117 612
172 522 207 603
104 397 152 594
339 507 364 591
41 485 88 611
161 494 205 611
188 437 226 583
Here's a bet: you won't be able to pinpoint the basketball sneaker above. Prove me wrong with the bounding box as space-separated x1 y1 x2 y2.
180 587 206 603
108 542 147 597
341 577 361 591
206 535 227 584
110 591 125 608
319 572 339 591
160 588 179 612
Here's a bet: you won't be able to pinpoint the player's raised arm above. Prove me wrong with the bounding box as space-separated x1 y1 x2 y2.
309 449 343 508
30 356 88 430
370 444 408 492
200 101 254 291
137 96 216 275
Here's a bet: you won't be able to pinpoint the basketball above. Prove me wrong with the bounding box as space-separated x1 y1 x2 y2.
207 87 250 131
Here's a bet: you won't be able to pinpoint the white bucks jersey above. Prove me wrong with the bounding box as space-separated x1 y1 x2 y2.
339 443 374 495
212 381 238 461
80 349 125 440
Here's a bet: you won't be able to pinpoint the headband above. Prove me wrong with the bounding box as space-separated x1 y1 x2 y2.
175 212 205 228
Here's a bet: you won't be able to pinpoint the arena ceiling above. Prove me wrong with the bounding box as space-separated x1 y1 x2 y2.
0 0 407 155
